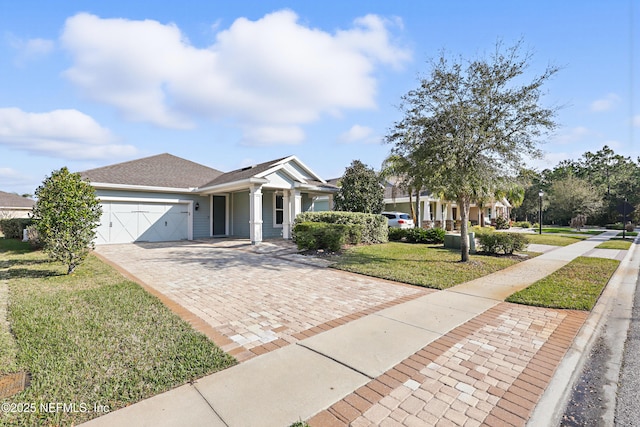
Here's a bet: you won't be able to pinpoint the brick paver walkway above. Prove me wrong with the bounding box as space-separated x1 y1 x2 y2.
310 303 587 427
95 241 430 361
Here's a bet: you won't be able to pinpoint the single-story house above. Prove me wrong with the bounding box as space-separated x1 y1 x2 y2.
81 154 337 245
383 182 511 230
0 191 35 219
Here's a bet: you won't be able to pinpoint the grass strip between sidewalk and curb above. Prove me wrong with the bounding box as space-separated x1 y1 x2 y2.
596 238 633 250
506 256 620 310
0 239 236 426
540 227 605 235
332 242 533 290
525 233 590 246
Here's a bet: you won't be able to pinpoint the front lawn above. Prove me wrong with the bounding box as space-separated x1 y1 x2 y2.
333 242 530 290
506 256 619 310
0 239 235 426
617 231 638 237
540 227 604 235
596 238 633 250
525 233 589 246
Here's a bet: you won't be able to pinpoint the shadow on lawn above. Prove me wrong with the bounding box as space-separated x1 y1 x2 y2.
7 267 63 279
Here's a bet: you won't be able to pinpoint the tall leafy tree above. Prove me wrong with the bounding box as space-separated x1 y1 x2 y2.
387 41 558 261
334 160 384 214
546 175 602 225
32 167 102 274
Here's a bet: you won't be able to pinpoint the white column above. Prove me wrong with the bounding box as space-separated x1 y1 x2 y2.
282 191 291 239
249 185 263 245
446 203 453 220
424 201 431 221
435 201 442 221
293 190 302 219
328 194 334 210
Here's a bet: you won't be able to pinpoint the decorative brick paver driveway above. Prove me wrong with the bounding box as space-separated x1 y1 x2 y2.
95 240 431 361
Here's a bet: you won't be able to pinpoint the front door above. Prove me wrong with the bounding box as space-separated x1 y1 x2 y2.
212 195 226 236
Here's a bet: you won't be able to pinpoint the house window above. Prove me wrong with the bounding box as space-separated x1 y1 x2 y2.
274 194 284 227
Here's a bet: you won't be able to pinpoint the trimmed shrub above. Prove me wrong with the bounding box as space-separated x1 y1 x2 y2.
471 225 495 236
405 227 446 244
478 232 528 255
388 228 407 242
294 211 388 244
494 216 510 230
513 221 532 228
626 222 635 232
293 222 352 252
0 218 33 239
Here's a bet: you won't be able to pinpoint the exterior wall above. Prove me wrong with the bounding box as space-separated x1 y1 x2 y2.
231 190 250 238
384 202 412 214
0 208 32 219
261 190 283 239
94 189 210 239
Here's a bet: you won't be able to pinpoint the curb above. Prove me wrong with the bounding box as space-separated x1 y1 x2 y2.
527 235 640 426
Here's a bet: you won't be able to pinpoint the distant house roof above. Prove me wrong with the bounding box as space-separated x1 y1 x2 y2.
81 153 223 188
0 191 35 208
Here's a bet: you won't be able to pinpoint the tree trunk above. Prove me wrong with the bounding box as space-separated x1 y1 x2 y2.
415 190 421 228
459 195 471 262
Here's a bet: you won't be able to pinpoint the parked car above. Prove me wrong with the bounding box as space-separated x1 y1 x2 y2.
382 211 414 229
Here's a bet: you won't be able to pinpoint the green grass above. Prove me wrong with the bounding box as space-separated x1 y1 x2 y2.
617 231 638 237
0 239 235 426
540 227 604 235
506 256 620 310
333 242 531 290
596 238 633 250
525 233 589 246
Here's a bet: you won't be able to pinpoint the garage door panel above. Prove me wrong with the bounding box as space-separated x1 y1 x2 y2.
96 201 189 244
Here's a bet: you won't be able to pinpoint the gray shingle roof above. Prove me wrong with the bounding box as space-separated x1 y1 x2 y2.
201 157 289 188
81 153 223 188
0 191 35 208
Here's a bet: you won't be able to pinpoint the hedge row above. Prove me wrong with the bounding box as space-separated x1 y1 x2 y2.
388 227 446 244
0 218 33 239
293 222 358 252
477 232 528 255
294 211 388 245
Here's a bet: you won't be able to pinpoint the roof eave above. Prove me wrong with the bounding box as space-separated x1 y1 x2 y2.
197 177 269 194
90 182 197 194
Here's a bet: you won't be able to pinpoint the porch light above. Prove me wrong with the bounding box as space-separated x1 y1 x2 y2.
195 202 200 211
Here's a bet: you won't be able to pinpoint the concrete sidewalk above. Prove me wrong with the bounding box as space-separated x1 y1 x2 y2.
82 230 623 427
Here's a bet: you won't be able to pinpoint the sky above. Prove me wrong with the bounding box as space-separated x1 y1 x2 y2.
0 1 638 195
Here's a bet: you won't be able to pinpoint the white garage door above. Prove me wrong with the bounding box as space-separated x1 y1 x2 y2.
96 202 189 244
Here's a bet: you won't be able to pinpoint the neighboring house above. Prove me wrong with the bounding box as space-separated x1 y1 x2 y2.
0 191 35 219
81 153 337 245
383 182 511 229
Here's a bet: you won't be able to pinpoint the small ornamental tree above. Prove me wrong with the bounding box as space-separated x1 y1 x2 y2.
32 167 102 274
334 160 384 214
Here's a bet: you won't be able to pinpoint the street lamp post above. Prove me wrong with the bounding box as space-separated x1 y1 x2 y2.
538 190 544 235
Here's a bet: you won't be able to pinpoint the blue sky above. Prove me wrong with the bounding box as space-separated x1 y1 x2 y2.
0 1 638 195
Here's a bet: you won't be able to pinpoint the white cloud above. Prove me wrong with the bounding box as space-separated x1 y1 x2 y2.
551 126 592 144
0 167 34 187
590 93 620 112
338 124 379 144
240 125 304 146
0 108 137 160
6 33 54 65
60 11 411 145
